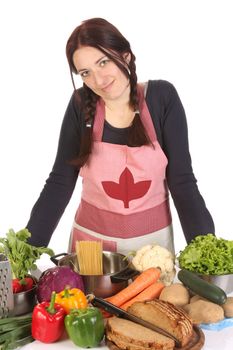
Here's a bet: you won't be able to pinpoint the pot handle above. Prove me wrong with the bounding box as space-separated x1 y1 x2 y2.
50 253 68 265
110 267 140 283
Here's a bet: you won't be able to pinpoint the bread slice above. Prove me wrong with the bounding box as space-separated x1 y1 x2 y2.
106 317 175 350
127 300 193 347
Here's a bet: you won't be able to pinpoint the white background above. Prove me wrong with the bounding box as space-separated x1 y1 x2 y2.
0 0 232 262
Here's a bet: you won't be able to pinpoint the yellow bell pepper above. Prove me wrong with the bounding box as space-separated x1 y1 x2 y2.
55 288 87 314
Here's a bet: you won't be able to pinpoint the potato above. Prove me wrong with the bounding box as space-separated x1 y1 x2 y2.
159 283 189 306
190 295 207 303
221 297 233 318
183 300 224 324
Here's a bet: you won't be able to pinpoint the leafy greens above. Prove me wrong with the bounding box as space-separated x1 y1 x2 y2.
0 228 54 279
178 234 233 275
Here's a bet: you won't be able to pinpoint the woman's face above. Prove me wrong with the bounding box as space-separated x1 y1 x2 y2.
73 46 130 102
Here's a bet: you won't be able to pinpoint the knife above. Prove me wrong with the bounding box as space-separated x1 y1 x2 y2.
90 296 181 348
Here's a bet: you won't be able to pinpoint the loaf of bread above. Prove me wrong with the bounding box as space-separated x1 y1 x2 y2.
127 300 193 347
106 317 175 350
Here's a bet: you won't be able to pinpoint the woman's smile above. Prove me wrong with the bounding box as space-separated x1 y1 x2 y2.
101 80 115 93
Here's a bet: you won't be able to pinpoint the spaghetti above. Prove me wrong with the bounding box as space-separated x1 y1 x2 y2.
76 240 103 275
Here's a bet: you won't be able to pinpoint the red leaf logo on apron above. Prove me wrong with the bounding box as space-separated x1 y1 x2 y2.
102 167 151 208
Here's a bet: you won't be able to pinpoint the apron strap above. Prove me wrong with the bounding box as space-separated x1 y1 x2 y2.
137 84 157 142
93 98 105 141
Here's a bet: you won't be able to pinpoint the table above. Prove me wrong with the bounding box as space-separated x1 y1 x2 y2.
19 325 233 350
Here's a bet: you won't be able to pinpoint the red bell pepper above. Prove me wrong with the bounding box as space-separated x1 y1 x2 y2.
31 291 66 343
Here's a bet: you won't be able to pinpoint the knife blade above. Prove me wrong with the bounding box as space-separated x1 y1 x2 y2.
90 296 181 348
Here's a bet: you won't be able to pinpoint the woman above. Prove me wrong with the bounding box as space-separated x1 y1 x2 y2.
27 18 214 255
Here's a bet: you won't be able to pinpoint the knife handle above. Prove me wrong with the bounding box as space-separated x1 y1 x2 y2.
91 296 125 317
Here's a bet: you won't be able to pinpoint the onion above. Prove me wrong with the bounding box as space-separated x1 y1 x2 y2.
36 266 84 302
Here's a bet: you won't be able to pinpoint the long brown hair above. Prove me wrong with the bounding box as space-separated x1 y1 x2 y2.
66 18 151 167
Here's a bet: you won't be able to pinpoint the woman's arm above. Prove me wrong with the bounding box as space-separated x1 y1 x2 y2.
27 91 83 247
147 80 215 243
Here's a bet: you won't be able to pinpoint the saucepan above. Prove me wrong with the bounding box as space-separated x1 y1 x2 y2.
51 251 139 298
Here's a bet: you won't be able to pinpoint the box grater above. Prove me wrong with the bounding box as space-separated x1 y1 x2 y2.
0 254 14 318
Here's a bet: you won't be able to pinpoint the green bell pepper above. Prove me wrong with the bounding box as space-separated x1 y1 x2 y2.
65 307 105 348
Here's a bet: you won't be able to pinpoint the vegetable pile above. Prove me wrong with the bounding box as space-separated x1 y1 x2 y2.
36 266 84 302
0 314 33 350
0 228 54 293
55 287 87 314
131 244 176 285
178 234 233 275
31 289 105 347
65 307 105 348
12 276 35 293
178 269 227 305
105 267 164 312
31 291 66 343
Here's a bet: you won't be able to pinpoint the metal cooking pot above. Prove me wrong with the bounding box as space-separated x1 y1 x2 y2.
51 251 139 298
13 284 37 316
197 272 233 294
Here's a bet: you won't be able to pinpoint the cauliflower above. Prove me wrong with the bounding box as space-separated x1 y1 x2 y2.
131 244 176 286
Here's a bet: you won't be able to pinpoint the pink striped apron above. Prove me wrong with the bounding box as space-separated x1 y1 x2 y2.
69 85 174 255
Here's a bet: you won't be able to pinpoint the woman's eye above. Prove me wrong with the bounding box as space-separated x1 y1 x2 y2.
99 59 110 67
80 71 89 78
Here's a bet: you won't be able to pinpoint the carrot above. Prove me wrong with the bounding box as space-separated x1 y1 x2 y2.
106 267 161 307
100 308 112 319
120 281 165 310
